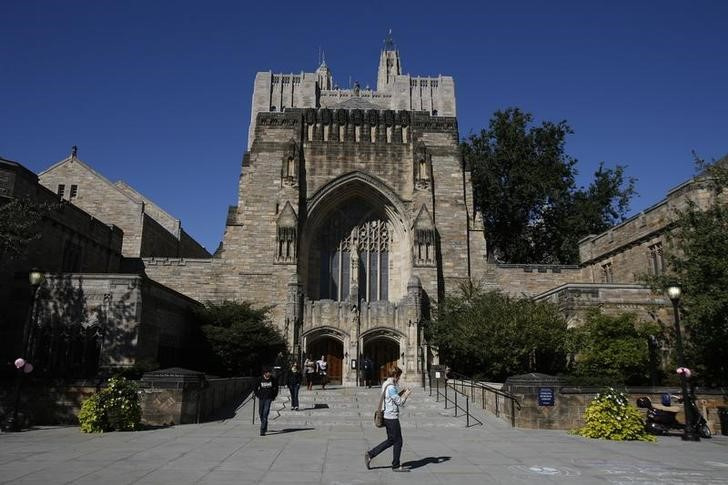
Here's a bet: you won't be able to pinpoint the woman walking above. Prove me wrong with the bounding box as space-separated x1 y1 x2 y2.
304 355 316 391
364 367 412 472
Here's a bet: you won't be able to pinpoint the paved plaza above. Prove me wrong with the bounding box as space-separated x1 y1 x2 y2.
1 387 727 484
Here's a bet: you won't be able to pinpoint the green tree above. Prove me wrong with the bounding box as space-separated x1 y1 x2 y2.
193 301 287 376
0 197 57 260
567 310 660 385
462 108 635 264
427 284 567 381
646 158 728 386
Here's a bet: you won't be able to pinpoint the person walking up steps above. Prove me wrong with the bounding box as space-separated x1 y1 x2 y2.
365 367 412 472
253 367 278 436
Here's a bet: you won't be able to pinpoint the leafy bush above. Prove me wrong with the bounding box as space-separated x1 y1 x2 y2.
567 310 661 385
428 284 568 381
572 388 654 441
78 376 141 433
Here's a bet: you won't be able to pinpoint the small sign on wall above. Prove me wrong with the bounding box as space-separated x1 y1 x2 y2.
538 387 555 406
435 371 441 379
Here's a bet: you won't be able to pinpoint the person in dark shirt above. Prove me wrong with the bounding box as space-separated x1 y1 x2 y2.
287 364 302 410
253 367 278 436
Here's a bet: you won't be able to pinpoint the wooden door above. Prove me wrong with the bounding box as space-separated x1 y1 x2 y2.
363 338 400 385
307 337 343 384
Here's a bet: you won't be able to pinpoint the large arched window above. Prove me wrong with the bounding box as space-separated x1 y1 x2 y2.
318 202 390 302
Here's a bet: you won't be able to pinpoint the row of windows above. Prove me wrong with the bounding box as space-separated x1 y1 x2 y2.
272 76 301 84
599 243 665 283
409 79 439 87
57 184 78 199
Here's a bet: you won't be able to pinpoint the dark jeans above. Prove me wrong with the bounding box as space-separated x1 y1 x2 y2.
367 418 403 468
258 398 272 433
288 384 300 408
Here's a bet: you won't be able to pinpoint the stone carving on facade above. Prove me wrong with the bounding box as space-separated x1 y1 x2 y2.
414 143 431 190
275 201 297 264
281 139 298 186
413 205 436 267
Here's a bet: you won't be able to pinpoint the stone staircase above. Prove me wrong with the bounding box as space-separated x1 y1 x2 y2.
255 386 476 428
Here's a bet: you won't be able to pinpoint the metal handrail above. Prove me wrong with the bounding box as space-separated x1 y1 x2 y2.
446 371 521 427
433 378 482 427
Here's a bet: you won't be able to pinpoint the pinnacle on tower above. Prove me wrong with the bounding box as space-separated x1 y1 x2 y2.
377 30 401 91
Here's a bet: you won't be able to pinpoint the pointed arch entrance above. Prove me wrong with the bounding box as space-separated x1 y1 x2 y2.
304 328 344 385
362 329 402 385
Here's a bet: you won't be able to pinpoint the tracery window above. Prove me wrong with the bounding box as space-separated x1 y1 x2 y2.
319 208 390 302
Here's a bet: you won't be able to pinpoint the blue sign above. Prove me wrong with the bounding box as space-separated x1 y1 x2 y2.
538 387 555 406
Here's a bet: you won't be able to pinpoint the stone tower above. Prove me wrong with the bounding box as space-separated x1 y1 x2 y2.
145 35 487 386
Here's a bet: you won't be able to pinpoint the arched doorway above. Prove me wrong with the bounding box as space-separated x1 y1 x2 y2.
307 336 344 385
363 337 400 385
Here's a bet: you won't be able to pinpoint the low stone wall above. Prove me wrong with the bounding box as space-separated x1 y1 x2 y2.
0 371 256 428
498 374 727 433
139 368 256 426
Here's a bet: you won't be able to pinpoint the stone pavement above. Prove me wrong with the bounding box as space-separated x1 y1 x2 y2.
0 386 727 484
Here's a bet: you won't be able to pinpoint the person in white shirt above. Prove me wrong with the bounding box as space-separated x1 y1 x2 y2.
316 355 328 390
364 366 412 472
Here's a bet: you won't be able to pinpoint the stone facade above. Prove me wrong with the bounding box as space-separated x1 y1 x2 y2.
0 157 123 367
38 155 210 259
143 42 488 386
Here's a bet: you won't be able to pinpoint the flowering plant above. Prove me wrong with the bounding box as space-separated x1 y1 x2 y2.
572 387 655 441
78 376 141 433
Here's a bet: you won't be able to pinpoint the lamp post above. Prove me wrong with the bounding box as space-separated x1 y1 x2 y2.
666 285 700 441
4 269 44 432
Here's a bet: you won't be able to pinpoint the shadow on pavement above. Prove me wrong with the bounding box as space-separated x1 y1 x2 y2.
267 427 316 434
402 456 451 469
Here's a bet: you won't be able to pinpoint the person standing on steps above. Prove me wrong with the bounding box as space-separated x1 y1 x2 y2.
253 367 278 436
365 366 412 472
304 355 316 391
316 355 328 390
287 363 302 410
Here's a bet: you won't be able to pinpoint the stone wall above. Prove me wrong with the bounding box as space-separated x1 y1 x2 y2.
494 264 584 297
579 178 714 283
139 369 256 426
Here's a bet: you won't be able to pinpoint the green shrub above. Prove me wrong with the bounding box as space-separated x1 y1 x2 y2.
78 377 141 433
572 388 655 441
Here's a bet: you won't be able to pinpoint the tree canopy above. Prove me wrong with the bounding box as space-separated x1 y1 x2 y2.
646 158 728 386
0 197 57 261
462 107 635 264
193 301 287 377
426 284 567 381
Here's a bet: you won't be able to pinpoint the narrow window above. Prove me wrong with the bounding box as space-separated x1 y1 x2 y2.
70 184 78 198
57 184 65 198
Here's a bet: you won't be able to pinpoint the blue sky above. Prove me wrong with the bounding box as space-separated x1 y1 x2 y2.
2 1 727 252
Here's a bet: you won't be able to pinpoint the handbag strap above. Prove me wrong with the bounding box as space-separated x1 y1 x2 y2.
377 384 393 411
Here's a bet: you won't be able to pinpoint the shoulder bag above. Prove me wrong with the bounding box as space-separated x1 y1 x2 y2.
374 384 392 428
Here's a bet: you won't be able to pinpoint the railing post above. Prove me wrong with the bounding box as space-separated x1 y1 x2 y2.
454 388 458 417
482 388 485 410
436 377 439 402
471 379 474 399
444 382 448 409
466 396 470 427
511 398 515 427
252 396 256 424
429 372 432 397
495 394 499 417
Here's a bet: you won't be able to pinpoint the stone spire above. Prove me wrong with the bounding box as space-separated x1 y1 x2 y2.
316 52 333 90
377 29 401 91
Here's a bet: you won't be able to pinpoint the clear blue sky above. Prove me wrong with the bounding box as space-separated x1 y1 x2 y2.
2 1 727 252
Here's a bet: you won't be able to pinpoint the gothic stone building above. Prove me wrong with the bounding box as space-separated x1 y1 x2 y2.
143 41 487 386
139 41 719 385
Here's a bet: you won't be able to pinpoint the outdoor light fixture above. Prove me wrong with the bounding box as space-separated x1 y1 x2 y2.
666 285 700 441
3 269 45 432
